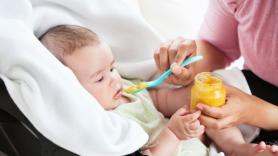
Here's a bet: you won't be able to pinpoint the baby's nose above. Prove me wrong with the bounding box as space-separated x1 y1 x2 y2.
109 75 120 86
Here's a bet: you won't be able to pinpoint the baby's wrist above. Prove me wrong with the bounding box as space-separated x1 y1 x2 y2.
166 126 180 141
166 124 183 141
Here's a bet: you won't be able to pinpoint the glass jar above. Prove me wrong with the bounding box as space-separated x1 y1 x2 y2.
190 72 226 110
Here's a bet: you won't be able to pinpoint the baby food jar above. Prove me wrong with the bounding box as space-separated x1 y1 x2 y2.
190 72 226 110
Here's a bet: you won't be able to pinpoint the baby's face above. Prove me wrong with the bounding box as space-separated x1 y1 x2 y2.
64 42 125 110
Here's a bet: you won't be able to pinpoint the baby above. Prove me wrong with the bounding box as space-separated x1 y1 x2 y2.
40 25 267 156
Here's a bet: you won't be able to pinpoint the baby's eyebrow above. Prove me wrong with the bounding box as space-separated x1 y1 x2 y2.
90 60 115 78
90 70 102 79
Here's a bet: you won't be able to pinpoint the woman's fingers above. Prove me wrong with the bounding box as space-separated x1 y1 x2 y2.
153 48 160 71
159 41 171 72
154 38 198 86
153 38 198 85
171 63 183 75
216 116 235 129
175 40 196 64
199 114 218 128
170 39 197 85
196 103 225 119
177 67 192 82
169 37 185 64
199 112 235 129
197 103 228 129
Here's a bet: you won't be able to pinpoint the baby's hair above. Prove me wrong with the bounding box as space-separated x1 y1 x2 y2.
39 25 100 63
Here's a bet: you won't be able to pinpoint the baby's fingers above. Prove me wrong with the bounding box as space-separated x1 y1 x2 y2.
186 125 205 138
188 120 201 130
182 111 201 123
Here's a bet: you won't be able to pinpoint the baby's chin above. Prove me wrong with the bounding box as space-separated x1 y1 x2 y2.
117 95 130 104
106 98 123 110
108 95 130 110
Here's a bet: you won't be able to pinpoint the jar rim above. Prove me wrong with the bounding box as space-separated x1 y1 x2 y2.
195 72 223 86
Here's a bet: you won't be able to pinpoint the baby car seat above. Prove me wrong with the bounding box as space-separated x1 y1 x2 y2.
0 79 141 156
0 78 78 156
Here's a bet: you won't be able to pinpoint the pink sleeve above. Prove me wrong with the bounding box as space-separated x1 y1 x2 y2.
198 0 241 66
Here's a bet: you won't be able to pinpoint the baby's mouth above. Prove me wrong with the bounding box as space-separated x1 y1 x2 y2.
113 89 122 99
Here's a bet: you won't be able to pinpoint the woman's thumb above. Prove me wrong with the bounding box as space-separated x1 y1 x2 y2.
171 63 182 75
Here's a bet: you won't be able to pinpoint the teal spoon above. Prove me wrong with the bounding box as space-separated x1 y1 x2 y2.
124 55 203 94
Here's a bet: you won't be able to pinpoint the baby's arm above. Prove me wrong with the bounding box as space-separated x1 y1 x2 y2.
142 125 180 156
143 108 204 156
149 84 192 117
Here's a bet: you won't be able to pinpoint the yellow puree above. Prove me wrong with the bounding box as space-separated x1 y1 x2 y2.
124 82 147 94
191 72 226 110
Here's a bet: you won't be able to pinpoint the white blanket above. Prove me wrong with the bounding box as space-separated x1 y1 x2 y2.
0 0 162 155
32 0 162 80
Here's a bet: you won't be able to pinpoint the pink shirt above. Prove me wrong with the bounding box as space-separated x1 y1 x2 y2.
199 0 278 87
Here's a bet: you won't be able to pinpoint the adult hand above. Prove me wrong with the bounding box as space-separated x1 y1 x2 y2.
167 107 205 140
154 37 197 86
197 85 255 129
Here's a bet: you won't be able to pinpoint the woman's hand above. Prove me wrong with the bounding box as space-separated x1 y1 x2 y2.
197 85 256 129
167 107 205 140
153 37 197 86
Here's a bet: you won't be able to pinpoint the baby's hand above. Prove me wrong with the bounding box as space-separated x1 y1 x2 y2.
167 108 205 140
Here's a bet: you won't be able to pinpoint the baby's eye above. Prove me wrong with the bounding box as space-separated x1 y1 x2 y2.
95 76 104 82
110 67 115 72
